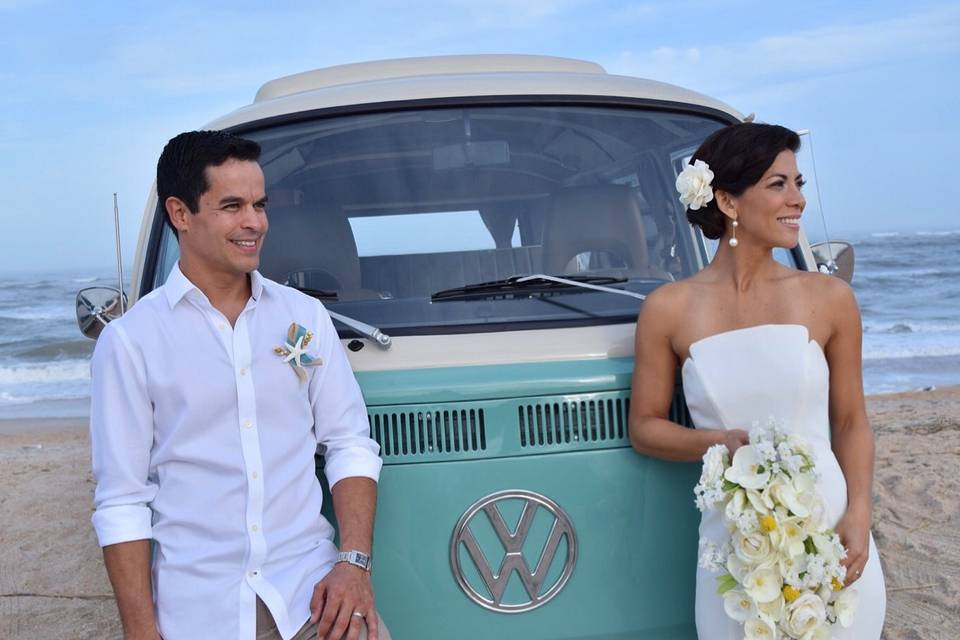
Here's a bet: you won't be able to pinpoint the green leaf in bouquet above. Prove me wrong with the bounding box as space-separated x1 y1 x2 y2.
715 573 739 595
804 537 818 555
722 479 739 492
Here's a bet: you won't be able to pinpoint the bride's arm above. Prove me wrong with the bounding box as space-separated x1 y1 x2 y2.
628 286 747 461
824 278 875 584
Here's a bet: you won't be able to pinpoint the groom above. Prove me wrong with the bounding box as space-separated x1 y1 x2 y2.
89 130 389 640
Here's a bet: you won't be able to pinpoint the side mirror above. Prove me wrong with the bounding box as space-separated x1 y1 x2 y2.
76 287 127 340
811 241 855 283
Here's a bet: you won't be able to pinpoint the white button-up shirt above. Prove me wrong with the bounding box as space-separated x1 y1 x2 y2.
90 265 382 640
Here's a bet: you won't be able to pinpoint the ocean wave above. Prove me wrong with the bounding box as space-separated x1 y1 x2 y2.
0 307 75 322
915 230 960 236
870 232 901 238
864 320 960 334
862 345 960 360
72 277 98 284
15 339 94 361
0 391 42 405
0 360 89 384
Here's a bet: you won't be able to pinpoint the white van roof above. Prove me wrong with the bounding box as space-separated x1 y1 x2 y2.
205 54 743 130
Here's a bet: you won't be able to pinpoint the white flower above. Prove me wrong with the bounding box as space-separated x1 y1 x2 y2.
833 587 859 628
722 589 757 622
744 616 777 639
757 593 785 623
698 538 729 572
702 444 728 485
733 530 775 566
782 593 827 638
743 566 783 603
675 159 714 210
727 553 750 583
725 445 771 490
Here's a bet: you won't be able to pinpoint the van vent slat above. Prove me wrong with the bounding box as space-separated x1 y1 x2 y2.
369 409 486 457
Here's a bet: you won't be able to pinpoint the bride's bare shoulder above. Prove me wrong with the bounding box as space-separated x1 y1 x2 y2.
639 279 701 324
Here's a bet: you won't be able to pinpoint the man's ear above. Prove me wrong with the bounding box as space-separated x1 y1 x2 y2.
714 190 738 222
165 197 193 235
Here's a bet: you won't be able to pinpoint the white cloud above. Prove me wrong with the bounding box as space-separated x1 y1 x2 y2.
607 5 960 98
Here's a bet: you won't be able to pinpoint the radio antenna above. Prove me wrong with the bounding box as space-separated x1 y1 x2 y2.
797 129 834 268
113 193 126 315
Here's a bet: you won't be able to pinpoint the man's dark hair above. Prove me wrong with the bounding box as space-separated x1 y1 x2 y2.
156 130 261 235
685 123 801 239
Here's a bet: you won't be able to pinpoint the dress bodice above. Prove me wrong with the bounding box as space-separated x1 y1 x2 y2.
681 324 831 448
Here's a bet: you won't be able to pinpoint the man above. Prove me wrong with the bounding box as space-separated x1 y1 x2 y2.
90 130 389 640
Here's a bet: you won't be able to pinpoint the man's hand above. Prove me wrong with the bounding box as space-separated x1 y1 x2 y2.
310 563 379 640
836 507 871 587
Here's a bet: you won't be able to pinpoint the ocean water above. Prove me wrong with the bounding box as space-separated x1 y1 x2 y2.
0 230 957 418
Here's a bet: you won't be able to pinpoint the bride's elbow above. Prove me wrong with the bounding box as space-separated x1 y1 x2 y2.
628 417 655 455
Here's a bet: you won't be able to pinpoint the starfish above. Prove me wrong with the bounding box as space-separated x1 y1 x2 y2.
283 335 308 367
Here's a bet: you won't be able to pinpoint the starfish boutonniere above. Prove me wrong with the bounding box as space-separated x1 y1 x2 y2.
274 323 323 382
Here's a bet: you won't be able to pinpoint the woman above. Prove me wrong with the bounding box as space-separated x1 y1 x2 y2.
628 123 885 638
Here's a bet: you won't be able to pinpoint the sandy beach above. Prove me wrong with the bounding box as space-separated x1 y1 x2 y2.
1 389 958 639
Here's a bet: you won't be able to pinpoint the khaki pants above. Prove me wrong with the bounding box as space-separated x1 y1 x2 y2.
255 597 391 640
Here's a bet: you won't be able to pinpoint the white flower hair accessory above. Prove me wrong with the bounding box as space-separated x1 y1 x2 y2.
676 159 715 210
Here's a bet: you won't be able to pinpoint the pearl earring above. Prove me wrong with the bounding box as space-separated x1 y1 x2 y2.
729 220 739 247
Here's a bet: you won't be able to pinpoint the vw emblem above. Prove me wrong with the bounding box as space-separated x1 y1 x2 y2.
450 490 577 613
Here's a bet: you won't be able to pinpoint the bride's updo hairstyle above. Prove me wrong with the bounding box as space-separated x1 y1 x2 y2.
685 123 801 239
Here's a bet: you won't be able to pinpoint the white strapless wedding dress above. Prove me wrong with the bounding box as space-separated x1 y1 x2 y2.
682 324 886 639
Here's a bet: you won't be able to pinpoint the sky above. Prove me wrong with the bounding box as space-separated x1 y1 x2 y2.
1 0 958 273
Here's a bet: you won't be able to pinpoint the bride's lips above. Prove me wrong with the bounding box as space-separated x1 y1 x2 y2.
777 216 801 229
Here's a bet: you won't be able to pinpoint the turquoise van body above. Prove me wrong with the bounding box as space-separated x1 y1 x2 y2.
124 56 819 639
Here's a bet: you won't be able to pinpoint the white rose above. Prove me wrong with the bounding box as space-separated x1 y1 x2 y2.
727 552 750 583
782 593 827 639
701 443 728 485
769 477 810 517
722 589 757 622
743 566 783 603
725 445 771 490
675 159 715 210
744 616 777 640
734 530 776 566
833 587 859 628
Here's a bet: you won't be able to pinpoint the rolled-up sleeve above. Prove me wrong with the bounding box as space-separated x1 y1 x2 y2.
309 304 382 489
89 323 158 547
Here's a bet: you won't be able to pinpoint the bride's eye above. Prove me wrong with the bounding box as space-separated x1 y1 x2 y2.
796 179 807 189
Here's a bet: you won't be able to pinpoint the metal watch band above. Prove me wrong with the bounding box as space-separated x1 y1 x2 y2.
336 550 372 571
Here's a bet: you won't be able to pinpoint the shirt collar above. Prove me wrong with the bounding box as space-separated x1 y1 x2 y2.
163 263 265 308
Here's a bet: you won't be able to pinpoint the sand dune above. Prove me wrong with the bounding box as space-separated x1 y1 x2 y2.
1 389 958 639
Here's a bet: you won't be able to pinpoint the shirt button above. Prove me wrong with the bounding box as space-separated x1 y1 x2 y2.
249 570 259 578
251 524 259 532
218 323 226 331
244 420 253 429
240 368 247 376
251 471 259 479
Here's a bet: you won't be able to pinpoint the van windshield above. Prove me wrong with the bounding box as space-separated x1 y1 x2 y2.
155 105 726 335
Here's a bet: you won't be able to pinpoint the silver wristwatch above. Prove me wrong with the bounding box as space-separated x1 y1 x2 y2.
336 550 372 572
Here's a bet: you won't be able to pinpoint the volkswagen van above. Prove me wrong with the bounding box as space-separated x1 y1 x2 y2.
80 55 830 638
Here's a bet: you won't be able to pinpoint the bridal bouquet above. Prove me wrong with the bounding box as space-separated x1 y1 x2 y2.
694 419 858 639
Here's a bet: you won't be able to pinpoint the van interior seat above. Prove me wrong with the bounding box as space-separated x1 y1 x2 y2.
259 202 363 293
541 184 658 277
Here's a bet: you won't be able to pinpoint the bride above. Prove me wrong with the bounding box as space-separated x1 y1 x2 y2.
628 123 886 638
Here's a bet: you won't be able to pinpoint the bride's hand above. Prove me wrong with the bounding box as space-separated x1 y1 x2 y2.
722 429 750 456
836 508 871 586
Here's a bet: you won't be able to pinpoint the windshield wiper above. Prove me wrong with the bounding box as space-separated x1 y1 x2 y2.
291 286 391 349
290 286 339 301
431 274 645 302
